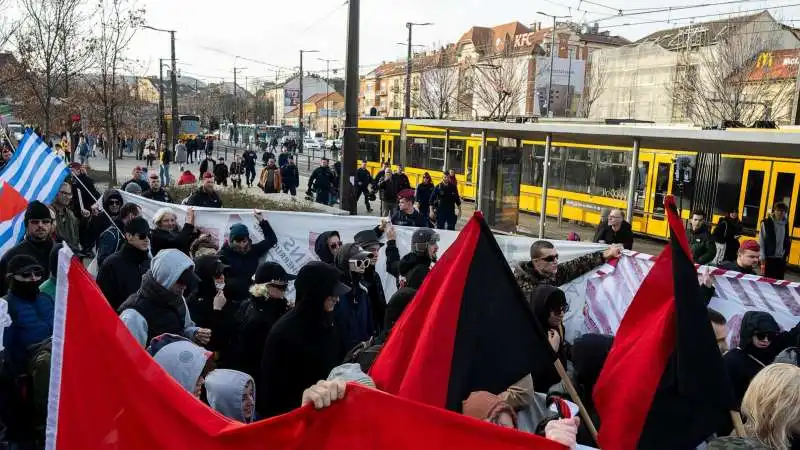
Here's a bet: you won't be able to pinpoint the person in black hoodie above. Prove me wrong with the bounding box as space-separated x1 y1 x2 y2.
528 285 571 392
391 227 439 288
213 157 229 187
96 217 152 310
431 173 461 230
150 207 197 256
186 254 238 365
355 160 374 212
723 310 800 404
85 189 123 250
258 261 350 418
217 213 278 302
280 156 300 197
353 229 388 334
314 230 341 265
333 243 378 351
308 158 336 205
229 262 294 380
415 172 435 226
712 210 743 263
0 201 56 295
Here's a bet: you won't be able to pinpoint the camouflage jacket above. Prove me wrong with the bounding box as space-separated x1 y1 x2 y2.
513 250 605 299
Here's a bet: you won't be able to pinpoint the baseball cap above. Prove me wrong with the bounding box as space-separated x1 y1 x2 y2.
253 261 297 284
740 240 760 252
354 229 383 249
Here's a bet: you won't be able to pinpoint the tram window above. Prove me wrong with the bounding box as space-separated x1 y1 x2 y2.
521 144 535 185
408 137 444 172
358 135 380 163
652 163 670 216
532 145 563 189
713 158 744 216
593 150 630 200
673 155 696 212
774 173 795 213
634 161 649 211
741 170 765 230
430 138 446 172
447 140 465 174
390 135 400 165
564 147 591 193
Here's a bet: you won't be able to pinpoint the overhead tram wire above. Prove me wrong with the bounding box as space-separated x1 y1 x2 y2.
593 0 796 22
599 2 800 28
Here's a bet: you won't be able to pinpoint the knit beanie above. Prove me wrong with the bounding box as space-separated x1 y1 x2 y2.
25 200 51 224
229 223 250 241
327 363 376 388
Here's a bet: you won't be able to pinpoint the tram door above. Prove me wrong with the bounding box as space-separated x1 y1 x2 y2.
738 160 771 235
637 153 674 238
380 135 394 166
766 162 800 266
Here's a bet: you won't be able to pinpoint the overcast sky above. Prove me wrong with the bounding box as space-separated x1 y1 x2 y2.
13 0 800 84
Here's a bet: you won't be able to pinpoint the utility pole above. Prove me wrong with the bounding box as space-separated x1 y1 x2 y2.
318 58 338 137
537 12 569 117
404 22 433 118
341 0 360 214
170 30 178 152
158 59 165 147
299 49 319 152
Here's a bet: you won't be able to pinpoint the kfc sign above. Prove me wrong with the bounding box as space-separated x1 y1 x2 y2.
514 32 537 48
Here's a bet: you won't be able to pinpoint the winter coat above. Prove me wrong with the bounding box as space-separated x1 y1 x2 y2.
186 188 222 208
71 173 100 219
391 209 427 227
160 149 174 165
593 221 634 250
355 168 373 190
96 243 151 310
142 188 173 203
512 251 605 299
528 285 571 391
218 220 278 302
121 178 148 193
150 223 197 256
687 224 716 265
716 260 755 275
377 174 401 202
277 152 289 168
53 206 80 251
308 166 336 193
258 166 281 193
229 295 290 380
178 171 197 186
229 162 244 179
431 182 461 215
96 218 125 267
199 158 216 177
3 291 55 370
415 181 434 207
712 217 743 261
759 216 790 260
313 231 340 265
214 163 229 184
242 150 257 168
85 189 122 250
280 164 299 189
0 236 55 296
334 244 378 351
175 143 188 164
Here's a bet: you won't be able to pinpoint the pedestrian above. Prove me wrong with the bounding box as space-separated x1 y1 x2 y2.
257 158 281 194
214 157 229 187
716 240 761 274
377 167 400 216
257 261 351 418
333 243 378 351
52 181 82 251
175 139 188 167
96 202 140 267
313 230 341 265
150 338 214 399
242 147 257 187
0 201 56 295
712 209 743 264
391 189 427 227
280 156 299 196
528 285 571 391
118 249 210 347
77 134 90 166
593 208 634 250
159 143 173 186
308 158 336 205
512 240 621 299
277 147 289 168
142 171 173 203
217 212 278 302
150 207 197 256
415 172 434 225
261 149 275 168
199 154 216 179
687 210 716 265
431 173 461 230
395 164 411 191
204 369 256 423
120 166 149 192
724 310 800 404
355 160 374 212
759 202 790 280
186 135 197 164
186 172 223 208
229 262 293 380
177 169 197 186
229 155 244 189
96 217 152 310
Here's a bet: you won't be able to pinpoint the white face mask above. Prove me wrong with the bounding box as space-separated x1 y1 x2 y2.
215 282 225 290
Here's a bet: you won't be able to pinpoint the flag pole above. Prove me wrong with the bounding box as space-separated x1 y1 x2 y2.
729 411 746 437
554 359 600 445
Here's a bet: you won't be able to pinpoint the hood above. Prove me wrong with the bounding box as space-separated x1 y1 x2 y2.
153 341 211 393
294 261 348 317
528 285 565 330
102 189 123 211
738 311 780 355
151 249 195 290
398 252 432 277
571 333 614 392
204 369 255 423
384 288 416 331
334 243 372 276
314 231 340 264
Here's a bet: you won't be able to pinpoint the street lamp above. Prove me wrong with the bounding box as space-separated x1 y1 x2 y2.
537 12 570 117
298 49 319 152
143 24 179 150
317 57 338 138
405 22 433 118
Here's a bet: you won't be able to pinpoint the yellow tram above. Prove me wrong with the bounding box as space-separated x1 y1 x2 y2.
356 118 800 266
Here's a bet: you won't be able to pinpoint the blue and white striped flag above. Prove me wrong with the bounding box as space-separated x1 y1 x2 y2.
0 130 69 257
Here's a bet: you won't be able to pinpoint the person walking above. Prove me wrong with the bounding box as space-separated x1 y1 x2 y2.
308 158 336 205
759 202 790 280
415 172 434 226
280 156 300 197
242 148 258 188
229 155 244 189
175 139 188 167
712 209 743 264
159 143 173 186
377 167 400 216
214 157 229 187
355 161 374 212
431 173 461 230
258 158 281 194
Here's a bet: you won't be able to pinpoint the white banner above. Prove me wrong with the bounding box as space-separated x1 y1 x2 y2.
119 192 606 301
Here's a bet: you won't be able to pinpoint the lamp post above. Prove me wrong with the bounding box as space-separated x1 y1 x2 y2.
318 57 338 138
404 22 433 118
143 24 178 150
299 49 319 152
537 12 570 117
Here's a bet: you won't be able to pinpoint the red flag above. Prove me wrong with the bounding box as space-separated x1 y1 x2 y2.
48 250 565 450
0 182 28 222
592 196 736 450
369 212 556 411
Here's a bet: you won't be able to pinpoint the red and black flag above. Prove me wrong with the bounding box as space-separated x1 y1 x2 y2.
370 212 557 412
593 196 737 450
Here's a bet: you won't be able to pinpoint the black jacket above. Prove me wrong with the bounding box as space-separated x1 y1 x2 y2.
213 163 229 183
314 231 340 264
355 168 372 188
230 295 290 379
186 256 240 365
118 273 189 345
121 178 148 192
96 243 150 310
308 166 336 193
280 164 300 188
0 236 55 296
593 221 634 250
415 182 434 207
85 189 122 249
391 209 427 227
529 285 570 391
217 220 278 301
186 188 222 208
142 188 173 203
378 175 402 202
432 182 461 214
199 158 216 176
150 223 197 256
716 260 755 275
712 217 742 258
242 150 258 168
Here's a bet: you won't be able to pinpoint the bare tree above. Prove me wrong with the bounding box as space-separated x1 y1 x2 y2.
0 0 15 51
471 49 527 120
12 0 93 135
414 54 459 119
579 53 610 118
668 21 794 126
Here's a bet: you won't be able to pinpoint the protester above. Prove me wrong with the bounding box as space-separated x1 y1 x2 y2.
712 209 743 264
86 189 122 250
186 136 197 164
242 148 257 187
120 166 148 193
431 173 461 230
229 155 244 189
0 201 56 295
142 172 173 203
723 310 800 404
708 308 729 353
717 240 761 274
118 249 210 347
229 262 293 380
759 202 790 280
258 158 281 194
186 172 223 208
709 364 800 450
353 228 389 333
687 210 716 265
377 167 400 216
178 169 197 186
199 154 216 178
38 243 62 300
97 217 152 310
333 243 379 351
124 182 142 195
391 189 427 227
2 255 55 371
186 254 237 361
204 369 256 423
593 209 633 250
96 202 140 267
513 240 621 299
257 261 350 418
415 172 434 226
0 141 12 172
189 233 218 258
355 160 374 212
52 181 82 251
313 230 342 265
774 347 799 366
69 163 100 218
529 285 571 391
150 207 197 256
391 227 439 288
150 337 214 399
280 156 299 197
213 157 229 187
218 212 278 302
308 158 336 205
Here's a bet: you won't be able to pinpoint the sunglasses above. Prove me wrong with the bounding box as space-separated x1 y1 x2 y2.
232 237 248 243
329 242 341 249
350 259 372 270
17 269 43 279
537 254 559 263
29 219 52 226
268 283 288 291
553 303 570 315
135 233 150 240
108 200 121 205
149 176 159 180
754 332 776 341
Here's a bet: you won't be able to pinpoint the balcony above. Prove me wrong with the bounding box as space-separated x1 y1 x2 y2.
391 85 400 93
377 89 388 96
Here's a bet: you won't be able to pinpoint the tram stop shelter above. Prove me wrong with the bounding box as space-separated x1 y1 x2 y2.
403 119 800 236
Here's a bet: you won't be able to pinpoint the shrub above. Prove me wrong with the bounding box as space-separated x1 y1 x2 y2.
167 185 323 212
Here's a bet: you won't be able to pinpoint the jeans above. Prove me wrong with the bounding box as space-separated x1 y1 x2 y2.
315 190 330 205
160 164 170 186
357 187 372 210
436 210 457 230
282 185 297 196
245 166 256 186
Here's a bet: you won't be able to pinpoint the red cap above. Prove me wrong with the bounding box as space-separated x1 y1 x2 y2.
740 240 760 253
397 189 415 201
202 171 214 179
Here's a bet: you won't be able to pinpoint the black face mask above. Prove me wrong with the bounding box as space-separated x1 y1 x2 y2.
9 279 40 299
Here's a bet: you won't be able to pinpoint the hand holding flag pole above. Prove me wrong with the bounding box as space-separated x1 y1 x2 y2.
554 359 599 444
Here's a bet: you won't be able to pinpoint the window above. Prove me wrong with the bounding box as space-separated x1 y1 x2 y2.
563 147 592 193
521 144 537 185
774 172 795 215
447 139 466 175
673 155 695 213
592 150 630 200
742 170 765 231
429 138 445 172
358 135 380 163
713 158 744 216
407 137 445 172
526 145 563 189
